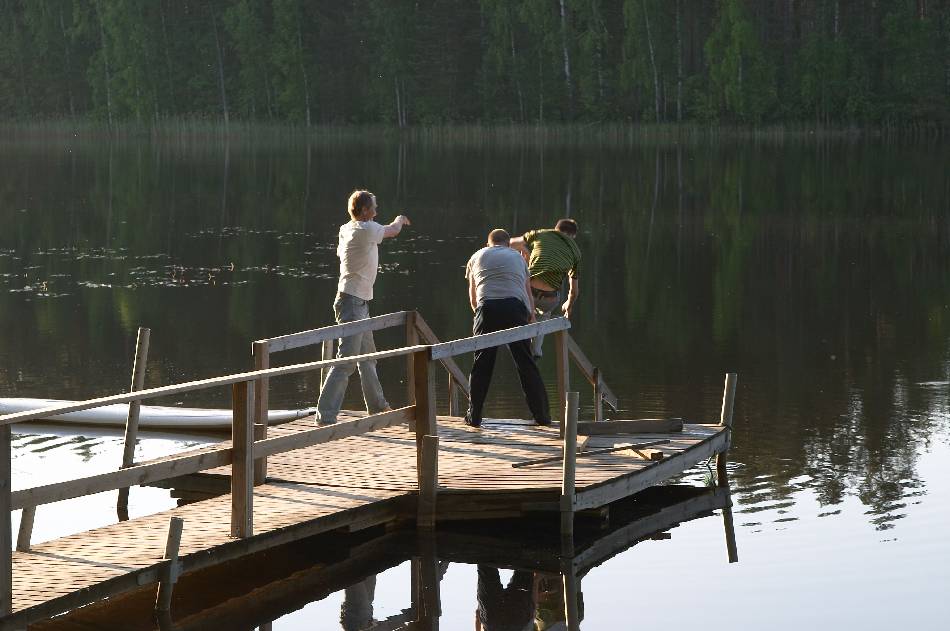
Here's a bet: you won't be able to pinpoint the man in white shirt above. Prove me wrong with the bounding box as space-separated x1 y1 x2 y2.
464 229 550 427
317 190 411 425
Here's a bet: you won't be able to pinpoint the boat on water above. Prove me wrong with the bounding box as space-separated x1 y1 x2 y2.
0 398 315 430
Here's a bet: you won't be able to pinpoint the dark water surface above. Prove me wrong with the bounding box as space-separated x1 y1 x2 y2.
2 135 949 628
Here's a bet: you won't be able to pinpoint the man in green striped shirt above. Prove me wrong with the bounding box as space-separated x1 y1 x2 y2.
510 219 581 358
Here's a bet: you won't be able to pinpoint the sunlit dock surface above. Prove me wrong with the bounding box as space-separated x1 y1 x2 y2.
6 413 728 629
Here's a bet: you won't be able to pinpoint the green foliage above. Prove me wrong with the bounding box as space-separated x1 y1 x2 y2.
705 0 776 123
0 0 948 126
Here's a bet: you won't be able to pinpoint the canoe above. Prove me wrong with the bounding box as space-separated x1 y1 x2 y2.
0 397 315 430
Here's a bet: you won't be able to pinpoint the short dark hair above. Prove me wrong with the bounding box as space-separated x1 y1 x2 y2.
555 219 578 235
348 190 375 219
488 228 510 244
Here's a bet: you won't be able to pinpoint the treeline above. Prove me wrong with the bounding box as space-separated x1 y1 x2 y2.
1 0 949 127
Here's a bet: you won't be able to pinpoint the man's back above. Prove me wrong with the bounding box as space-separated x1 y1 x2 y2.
466 245 530 309
337 219 385 300
524 229 581 289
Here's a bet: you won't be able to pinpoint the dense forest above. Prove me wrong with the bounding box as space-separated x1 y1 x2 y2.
1 0 949 126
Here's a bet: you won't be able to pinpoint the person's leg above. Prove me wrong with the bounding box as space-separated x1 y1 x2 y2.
466 301 500 426
316 293 361 425
531 290 561 358
507 302 552 424
476 565 503 628
467 346 498 425
354 308 390 413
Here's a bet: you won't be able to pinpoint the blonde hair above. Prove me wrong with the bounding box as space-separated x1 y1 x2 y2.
348 190 375 220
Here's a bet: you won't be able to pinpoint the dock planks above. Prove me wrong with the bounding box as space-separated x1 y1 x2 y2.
5 413 727 628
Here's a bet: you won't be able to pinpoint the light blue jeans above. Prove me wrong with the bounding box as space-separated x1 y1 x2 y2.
316 293 389 424
531 289 562 357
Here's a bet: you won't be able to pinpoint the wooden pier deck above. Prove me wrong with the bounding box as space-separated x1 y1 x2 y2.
1 312 737 628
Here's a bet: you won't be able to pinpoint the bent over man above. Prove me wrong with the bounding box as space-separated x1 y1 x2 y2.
509 219 581 358
316 190 411 425
464 229 550 427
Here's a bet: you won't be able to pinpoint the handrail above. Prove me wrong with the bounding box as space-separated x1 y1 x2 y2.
256 311 411 353
566 334 619 410
429 317 571 360
412 314 471 400
9 406 414 512
0 344 428 427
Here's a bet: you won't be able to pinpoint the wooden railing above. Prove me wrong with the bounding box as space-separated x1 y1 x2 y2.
0 314 575 617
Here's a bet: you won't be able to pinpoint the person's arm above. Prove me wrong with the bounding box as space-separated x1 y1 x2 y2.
562 276 579 318
383 215 411 238
469 274 478 312
509 235 529 258
525 276 536 322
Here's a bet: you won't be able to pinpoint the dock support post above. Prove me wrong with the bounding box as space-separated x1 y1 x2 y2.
720 484 739 563
716 373 738 487
231 380 254 538
554 330 569 438
1 424 11 617
406 311 418 406
413 349 438 529
252 341 270 485
155 516 184 613
320 339 334 387
562 561 581 631
118 326 150 519
16 505 35 552
593 367 603 423
560 392 580 542
447 376 462 417
413 535 441 629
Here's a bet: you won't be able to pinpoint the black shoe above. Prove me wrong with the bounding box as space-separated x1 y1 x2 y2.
464 411 481 427
535 417 552 427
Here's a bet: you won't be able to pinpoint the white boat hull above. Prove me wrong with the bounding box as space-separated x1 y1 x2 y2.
0 398 315 430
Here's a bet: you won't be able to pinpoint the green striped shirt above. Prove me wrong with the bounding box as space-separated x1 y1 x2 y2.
524 229 581 289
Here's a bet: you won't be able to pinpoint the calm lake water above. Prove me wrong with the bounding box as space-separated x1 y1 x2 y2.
1 132 949 629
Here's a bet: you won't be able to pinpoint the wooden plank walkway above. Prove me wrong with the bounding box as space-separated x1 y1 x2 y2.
4 413 726 628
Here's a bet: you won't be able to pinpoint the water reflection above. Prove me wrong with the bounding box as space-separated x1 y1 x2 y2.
32 485 735 630
2 136 949 539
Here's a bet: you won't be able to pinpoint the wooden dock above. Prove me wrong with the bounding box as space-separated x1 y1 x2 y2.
31 485 736 630
0 312 737 629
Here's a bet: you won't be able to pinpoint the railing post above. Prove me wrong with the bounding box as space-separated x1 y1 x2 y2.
560 392 579 542
447 376 462 417
716 373 738 487
155 516 184 613
406 312 418 406
1 424 11 617
231 380 254 538
320 339 334 387
118 326 150 518
413 350 438 529
16 505 35 552
252 341 270 485
593 367 603 423
554 330 569 438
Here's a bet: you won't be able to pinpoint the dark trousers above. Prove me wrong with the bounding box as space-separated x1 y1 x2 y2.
476 565 535 631
468 298 550 424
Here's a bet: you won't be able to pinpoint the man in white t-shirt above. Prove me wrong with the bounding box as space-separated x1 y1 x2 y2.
316 190 411 425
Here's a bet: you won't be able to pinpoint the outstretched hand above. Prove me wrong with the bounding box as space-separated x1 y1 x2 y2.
396 214 411 226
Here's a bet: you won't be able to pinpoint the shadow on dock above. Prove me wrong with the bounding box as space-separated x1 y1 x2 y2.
31 484 738 630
